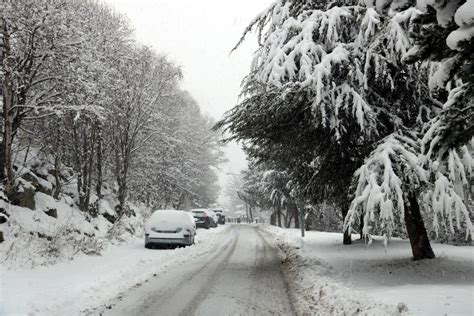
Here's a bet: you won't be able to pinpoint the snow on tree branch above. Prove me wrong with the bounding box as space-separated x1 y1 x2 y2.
244 2 390 137
428 145 473 239
345 134 426 242
346 133 473 243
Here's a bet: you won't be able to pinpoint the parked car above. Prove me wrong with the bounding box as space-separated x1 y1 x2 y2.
207 210 219 228
191 208 215 229
145 210 196 248
186 211 197 231
209 208 226 224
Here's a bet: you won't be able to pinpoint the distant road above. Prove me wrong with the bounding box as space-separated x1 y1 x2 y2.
102 225 295 315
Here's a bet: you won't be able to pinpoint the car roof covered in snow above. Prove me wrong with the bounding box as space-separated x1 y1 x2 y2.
184 211 196 222
147 210 192 227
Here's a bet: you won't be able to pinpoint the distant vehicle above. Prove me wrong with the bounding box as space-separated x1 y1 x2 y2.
207 210 219 228
144 210 196 248
209 208 226 224
191 208 215 229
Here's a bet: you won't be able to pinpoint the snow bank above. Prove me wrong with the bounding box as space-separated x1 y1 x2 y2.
0 196 111 268
0 225 230 315
0 191 148 268
0 149 151 268
262 226 474 315
262 226 404 315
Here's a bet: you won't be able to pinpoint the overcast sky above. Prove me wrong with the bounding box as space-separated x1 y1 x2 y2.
103 0 273 201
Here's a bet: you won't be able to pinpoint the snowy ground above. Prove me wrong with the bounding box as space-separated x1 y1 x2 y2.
262 225 474 316
100 225 293 315
3 224 472 315
0 225 230 315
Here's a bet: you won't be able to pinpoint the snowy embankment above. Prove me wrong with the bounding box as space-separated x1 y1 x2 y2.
0 225 230 315
262 226 474 316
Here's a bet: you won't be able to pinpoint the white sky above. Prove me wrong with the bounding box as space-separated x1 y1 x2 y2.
103 0 273 201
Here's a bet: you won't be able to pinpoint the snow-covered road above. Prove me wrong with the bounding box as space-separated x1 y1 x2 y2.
101 225 295 315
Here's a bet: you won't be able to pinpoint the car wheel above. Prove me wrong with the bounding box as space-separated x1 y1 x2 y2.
145 243 152 249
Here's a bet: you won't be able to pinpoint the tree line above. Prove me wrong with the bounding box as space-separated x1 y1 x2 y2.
217 0 473 260
1 0 223 218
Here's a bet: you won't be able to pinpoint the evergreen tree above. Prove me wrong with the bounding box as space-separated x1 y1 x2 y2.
218 0 436 249
219 0 472 259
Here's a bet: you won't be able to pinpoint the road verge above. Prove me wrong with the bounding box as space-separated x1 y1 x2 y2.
259 225 408 316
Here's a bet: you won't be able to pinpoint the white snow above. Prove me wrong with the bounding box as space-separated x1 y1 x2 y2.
0 225 230 315
145 209 193 231
434 0 474 51
428 57 459 90
0 195 116 268
97 199 116 217
263 226 474 315
455 0 474 26
446 25 474 50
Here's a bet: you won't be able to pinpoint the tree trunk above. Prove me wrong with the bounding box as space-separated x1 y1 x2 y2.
270 209 276 226
343 229 352 244
80 128 90 212
2 18 14 193
71 121 86 211
285 209 292 228
53 154 62 199
341 199 352 245
117 176 127 216
96 129 103 198
404 193 435 260
23 135 32 166
299 205 305 237
0 143 5 185
276 203 282 227
293 203 300 229
84 126 96 213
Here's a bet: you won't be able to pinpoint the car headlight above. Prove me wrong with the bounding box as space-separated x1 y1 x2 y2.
176 228 182 233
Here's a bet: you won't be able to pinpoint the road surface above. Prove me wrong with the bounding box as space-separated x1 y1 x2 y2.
102 225 295 315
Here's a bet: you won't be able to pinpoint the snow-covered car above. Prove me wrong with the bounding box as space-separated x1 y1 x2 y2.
185 211 197 231
191 208 215 229
145 210 196 248
209 208 225 224
207 210 219 228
